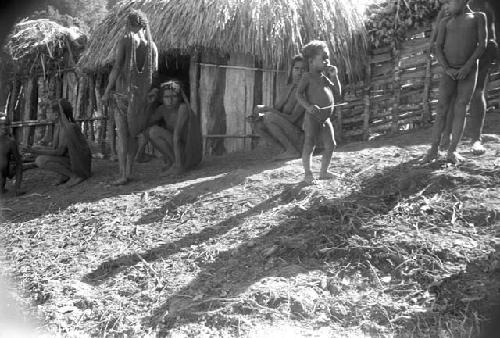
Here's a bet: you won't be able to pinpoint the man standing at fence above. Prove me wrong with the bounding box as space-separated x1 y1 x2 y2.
102 9 158 185
465 0 498 155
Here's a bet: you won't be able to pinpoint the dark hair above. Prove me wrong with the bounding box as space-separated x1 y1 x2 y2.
53 98 75 122
302 40 329 67
127 9 149 29
288 54 304 84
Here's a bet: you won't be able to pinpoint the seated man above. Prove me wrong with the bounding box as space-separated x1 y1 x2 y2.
249 55 306 160
0 115 23 196
28 99 91 186
144 80 202 175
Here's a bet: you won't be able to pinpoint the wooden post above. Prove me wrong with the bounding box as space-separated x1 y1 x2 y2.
421 38 433 124
21 77 36 147
362 63 372 140
391 44 401 133
336 104 343 142
189 54 200 116
34 76 47 144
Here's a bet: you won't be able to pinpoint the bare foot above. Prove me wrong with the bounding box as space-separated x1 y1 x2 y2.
64 176 85 187
421 148 439 164
446 151 465 165
274 150 300 161
303 172 315 185
471 140 486 155
110 177 128 185
160 165 183 177
318 172 335 180
54 176 70 186
439 138 450 151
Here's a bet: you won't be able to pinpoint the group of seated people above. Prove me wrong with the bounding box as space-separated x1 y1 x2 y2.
0 77 203 196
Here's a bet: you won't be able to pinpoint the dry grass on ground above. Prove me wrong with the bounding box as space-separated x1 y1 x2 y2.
1 117 500 337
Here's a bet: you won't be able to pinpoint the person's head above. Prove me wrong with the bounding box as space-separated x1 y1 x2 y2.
0 115 10 136
50 98 75 123
127 9 149 33
160 80 183 107
288 54 305 84
446 0 470 15
302 40 330 73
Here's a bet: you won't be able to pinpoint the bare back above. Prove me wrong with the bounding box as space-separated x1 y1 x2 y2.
443 13 483 67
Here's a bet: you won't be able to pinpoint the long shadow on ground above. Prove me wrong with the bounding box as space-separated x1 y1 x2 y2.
134 158 498 334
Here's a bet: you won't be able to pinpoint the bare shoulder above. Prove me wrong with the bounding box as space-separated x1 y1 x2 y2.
472 11 487 21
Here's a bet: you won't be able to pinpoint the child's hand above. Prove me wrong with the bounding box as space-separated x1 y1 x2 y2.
444 67 457 80
326 65 338 78
456 64 472 80
306 105 320 116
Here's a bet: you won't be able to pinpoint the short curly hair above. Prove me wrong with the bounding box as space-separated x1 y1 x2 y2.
301 40 329 64
127 9 149 29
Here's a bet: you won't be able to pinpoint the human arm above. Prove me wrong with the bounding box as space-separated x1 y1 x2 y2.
326 65 341 98
484 2 496 42
147 105 165 128
172 104 189 170
456 12 487 80
102 37 127 103
430 8 447 51
296 73 316 114
435 18 458 79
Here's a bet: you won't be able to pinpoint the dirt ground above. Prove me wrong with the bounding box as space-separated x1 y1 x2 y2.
1 113 500 337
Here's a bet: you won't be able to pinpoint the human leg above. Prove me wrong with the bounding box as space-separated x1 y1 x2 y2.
423 73 456 163
318 119 336 179
302 114 320 183
125 135 138 179
146 126 174 168
263 112 301 158
251 117 283 150
447 64 478 163
467 56 493 155
112 102 129 185
35 155 73 184
440 99 455 149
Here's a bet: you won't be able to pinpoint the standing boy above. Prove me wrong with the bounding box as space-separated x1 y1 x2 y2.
423 0 487 164
0 115 23 196
296 40 341 183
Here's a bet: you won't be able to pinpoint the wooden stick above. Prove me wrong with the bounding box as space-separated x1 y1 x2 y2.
203 134 260 139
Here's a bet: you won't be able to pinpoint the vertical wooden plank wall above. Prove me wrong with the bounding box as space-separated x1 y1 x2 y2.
223 53 255 153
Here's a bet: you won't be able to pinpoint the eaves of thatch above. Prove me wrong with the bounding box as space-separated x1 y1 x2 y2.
78 0 368 82
5 19 87 77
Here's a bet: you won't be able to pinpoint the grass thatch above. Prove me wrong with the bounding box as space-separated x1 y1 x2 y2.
5 19 87 74
77 0 368 82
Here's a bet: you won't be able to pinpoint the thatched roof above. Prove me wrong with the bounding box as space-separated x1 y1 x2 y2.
5 19 87 75
78 0 368 82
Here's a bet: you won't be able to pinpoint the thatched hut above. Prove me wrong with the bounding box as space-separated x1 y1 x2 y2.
2 18 87 147
78 0 368 155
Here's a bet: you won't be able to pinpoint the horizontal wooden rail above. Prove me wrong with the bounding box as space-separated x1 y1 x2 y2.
10 116 107 128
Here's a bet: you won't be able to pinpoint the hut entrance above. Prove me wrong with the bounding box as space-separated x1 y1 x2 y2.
157 54 190 95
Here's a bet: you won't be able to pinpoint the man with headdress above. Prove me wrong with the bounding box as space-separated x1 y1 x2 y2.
144 80 202 175
27 99 91 187
102 9 158 185
0 114 23 195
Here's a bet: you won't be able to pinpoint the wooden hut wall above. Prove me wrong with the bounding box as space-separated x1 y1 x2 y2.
223 53 255 153
5 70 107 155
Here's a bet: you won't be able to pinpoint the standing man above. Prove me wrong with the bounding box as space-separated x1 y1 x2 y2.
102 9 158 185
